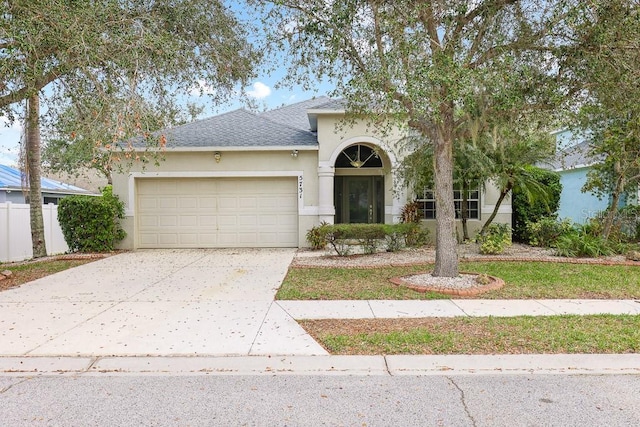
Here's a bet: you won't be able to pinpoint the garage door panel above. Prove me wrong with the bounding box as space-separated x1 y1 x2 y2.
178 234 199 245
139 215 158 227
180 215 198 227
239 197 257 209
199 215 217 226
158 216 178 227
180 197 198 209
158 197 177 209
157 234 179 245
137 178 298 248
218 197 238 209
199 197 217 209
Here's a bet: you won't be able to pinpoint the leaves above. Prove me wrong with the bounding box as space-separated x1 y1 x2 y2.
1 0 259 165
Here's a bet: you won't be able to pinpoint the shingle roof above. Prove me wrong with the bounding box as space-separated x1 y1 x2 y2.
309 98 347 111
550 141 597 170
160 108 318 148
0 164 92 193
259 96 333 131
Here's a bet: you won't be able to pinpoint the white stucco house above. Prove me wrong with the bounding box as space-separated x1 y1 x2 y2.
112 97 511 249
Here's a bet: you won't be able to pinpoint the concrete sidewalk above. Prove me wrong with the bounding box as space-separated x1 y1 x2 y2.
277 299 640 319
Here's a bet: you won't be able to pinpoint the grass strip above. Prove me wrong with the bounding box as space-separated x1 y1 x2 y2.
0 259 96 291
278 262 640 300
300 315 640 355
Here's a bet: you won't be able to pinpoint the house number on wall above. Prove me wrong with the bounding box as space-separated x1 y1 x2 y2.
298 175 303 200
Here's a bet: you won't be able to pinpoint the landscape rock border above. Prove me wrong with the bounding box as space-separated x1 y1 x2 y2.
389 271 505 296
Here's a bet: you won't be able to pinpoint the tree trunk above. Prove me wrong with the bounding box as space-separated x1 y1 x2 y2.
26 94 47 258
602 172 624 240
480 183 512 235
432 127 459 277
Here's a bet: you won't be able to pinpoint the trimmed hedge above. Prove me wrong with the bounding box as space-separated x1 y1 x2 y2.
305 222 430 256
57 186 126 252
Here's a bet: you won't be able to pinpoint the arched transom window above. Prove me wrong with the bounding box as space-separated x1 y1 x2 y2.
335 144 383 168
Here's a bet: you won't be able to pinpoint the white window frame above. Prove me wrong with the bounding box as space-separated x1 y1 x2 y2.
416 187 480 220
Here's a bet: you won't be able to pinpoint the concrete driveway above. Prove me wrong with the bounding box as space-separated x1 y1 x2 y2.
0 249 327 357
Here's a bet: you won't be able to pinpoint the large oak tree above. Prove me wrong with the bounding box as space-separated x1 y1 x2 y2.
259 0 576 276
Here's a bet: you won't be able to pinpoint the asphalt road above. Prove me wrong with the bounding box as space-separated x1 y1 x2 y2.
1 374 639 426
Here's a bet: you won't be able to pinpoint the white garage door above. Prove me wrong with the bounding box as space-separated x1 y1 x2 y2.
136 178 298 248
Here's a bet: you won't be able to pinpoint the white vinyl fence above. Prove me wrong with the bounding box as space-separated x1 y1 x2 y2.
0 202 69 262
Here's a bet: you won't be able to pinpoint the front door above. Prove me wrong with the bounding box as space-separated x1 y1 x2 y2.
335 176 384 223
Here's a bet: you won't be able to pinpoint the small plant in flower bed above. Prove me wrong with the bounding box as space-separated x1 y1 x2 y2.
552 224 639 258
526 216 574 248
305 221 330 250
476 223 512 255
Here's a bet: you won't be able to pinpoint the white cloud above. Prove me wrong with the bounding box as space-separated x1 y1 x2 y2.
247 82 272 99
0 146 18 166
189 79 217 96
0 114 22 131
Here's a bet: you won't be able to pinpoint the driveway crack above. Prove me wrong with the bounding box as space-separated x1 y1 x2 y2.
0 377 31 394
447 376 477 427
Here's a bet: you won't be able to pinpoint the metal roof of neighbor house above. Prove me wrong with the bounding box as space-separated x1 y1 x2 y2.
161 108 319 149
0 164 93 194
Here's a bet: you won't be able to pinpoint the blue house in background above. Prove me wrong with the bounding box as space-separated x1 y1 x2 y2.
550 130 637 224
0 164 94 204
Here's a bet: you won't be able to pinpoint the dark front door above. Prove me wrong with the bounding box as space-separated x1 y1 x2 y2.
335 176 384 223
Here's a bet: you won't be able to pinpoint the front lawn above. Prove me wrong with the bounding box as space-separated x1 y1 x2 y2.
301 315 640 355
0 259 98 292
278 261 640 300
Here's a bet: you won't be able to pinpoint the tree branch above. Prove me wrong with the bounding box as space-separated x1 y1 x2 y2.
0 66 66 109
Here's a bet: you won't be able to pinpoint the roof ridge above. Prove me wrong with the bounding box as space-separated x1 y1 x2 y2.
257 112 317 135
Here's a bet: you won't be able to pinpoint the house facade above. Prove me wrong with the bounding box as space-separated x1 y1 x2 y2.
112 98 511 249
551 130 638 224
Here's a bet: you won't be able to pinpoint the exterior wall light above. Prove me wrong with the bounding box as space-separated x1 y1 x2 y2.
291 150 299 158
214 152 222 163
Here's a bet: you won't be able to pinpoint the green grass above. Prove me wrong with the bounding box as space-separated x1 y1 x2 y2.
277 261 640 300
301 315 640 355
0 259 96 290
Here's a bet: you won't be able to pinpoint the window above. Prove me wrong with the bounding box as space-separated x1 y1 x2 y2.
43 196 60 205
416 188 480 220
335 144 383 168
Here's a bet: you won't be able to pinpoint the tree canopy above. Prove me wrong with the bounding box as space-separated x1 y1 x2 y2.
1 0 259 257
258 0 576 276
568 1 640 239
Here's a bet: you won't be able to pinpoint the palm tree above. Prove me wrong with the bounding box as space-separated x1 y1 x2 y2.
479 126 556 235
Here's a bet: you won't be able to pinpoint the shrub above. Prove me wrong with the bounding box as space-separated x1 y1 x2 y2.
590 206 640 243
476 223 512 255
305 221 330 250
57 186 126 253
400 201 421 224
526 217 575 248
554 230 614 258
512 167 562 242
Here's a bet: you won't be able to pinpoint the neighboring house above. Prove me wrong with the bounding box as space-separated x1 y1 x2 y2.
0 164 94 204
550 129 638 224
112 97 511 249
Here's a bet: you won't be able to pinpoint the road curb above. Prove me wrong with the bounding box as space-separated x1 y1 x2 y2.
2 354 639 376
